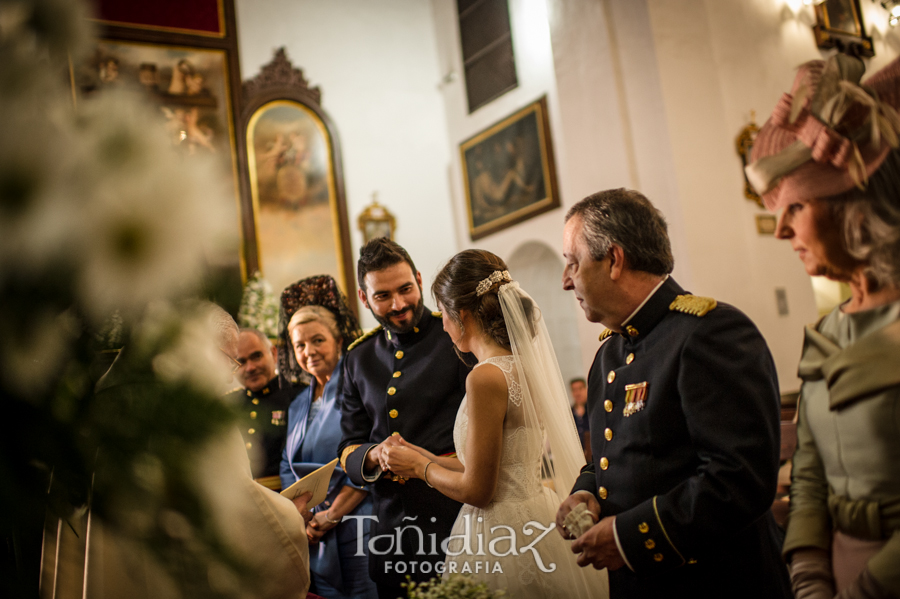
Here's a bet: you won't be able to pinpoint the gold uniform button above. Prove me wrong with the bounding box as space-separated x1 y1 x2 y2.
392 432 400 436
598 486 608 499
246 442 252 449
414 327 419 333
604 400 613 413
639 522 650 533
395 350 404 359
389 409 399 418
607 371 616 383
653 553 664 562
387 387 397 395
645 539 656 549
604 428 613 441
626 353 635 364
393 371 401 378
250 411 257 419
252 398 260 405
248 428 256 435
600 457 609 470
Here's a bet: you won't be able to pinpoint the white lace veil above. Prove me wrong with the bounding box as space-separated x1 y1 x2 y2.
497 281 585 495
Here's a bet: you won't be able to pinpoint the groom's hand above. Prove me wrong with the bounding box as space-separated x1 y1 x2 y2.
572 516 626 571
556 491 600 539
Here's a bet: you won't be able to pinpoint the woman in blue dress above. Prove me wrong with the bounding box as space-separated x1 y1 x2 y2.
278 276 377 599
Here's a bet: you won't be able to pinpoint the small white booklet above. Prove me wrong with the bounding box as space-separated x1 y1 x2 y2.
279 458 338 509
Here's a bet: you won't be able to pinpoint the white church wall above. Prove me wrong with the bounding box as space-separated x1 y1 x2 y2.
234 0 457 328
641 0 899 391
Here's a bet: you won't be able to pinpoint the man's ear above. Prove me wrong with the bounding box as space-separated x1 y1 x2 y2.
608 245 627 281
358 287 369 308
270 344 278 361
415 271 423 288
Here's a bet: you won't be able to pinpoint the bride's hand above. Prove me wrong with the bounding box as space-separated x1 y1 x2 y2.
383 445 428 479
556 491 600 539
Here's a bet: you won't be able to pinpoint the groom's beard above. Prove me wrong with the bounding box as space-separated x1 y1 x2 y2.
372 292 426 335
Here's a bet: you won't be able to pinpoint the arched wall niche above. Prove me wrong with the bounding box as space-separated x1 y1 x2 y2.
506 240 585 396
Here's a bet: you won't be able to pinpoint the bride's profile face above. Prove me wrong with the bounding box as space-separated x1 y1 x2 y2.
439 303 470 352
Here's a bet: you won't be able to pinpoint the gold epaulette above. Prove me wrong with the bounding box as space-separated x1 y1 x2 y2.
598 328 613 342
432 311 442 317
340 444 361 472
347 326 382 351
669 295 717 317
224 386 243 395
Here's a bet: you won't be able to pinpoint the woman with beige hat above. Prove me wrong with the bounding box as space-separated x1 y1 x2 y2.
747 54 900 599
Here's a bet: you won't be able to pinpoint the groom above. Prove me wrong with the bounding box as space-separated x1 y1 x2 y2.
338 238 469 599
556 189 791 598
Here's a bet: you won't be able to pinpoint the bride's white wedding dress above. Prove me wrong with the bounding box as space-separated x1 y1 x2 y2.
444 354 609 598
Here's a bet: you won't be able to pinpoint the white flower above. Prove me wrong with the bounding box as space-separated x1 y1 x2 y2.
73 90 235 323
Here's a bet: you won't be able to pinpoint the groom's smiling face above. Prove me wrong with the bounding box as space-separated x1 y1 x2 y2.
359 262 425 334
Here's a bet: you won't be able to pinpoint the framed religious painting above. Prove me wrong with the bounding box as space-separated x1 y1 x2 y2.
460 96 560 240
812 0 874 57
82 0 246 305
239 49 356 309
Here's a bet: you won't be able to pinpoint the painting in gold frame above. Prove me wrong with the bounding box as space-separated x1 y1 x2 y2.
813 0 874 57
246 100 347 297
460 96 560 241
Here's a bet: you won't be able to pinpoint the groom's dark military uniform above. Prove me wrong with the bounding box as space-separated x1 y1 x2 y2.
573 277 791 599
338 308 469 594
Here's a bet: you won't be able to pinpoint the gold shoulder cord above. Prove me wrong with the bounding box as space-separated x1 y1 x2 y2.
347 326 382 351
669 295 717 317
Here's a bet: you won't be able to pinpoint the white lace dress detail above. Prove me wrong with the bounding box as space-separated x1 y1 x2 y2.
445 356 608 598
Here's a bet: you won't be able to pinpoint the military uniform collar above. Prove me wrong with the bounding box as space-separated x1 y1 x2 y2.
619 277 685 343
383 306 434 348
246 376 279 398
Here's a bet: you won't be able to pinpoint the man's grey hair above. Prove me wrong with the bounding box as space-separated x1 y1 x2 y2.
239 327 273 351
565 188 674 276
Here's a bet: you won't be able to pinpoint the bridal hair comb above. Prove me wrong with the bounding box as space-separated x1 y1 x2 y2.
476 270 512 296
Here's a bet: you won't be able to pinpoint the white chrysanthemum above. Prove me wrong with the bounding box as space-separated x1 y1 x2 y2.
74 90 234 323
0 103 88 274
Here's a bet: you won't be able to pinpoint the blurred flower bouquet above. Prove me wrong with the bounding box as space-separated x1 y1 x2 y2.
403 575 507 599
0 1 247 597
238 272 279 339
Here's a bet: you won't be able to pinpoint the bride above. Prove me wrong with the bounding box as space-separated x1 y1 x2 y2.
382 250 608 598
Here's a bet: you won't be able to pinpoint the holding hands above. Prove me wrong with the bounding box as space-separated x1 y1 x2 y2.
381 435 432 480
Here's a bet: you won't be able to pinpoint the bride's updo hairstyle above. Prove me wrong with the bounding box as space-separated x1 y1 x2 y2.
432 249 524 350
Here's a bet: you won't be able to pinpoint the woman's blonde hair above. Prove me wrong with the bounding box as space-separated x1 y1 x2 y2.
287 305 342 345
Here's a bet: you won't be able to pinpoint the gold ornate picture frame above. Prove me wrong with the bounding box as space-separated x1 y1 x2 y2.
735 113 763 209
357 196 396 243
460 96 560 240
239 49 356 308
813 0 874 57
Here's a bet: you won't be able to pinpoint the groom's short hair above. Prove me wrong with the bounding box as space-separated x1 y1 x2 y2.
357 237 418 293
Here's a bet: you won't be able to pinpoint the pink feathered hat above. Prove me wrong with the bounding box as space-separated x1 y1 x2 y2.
747 54 900 212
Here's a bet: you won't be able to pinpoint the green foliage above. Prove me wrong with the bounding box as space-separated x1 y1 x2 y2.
403 575 507 599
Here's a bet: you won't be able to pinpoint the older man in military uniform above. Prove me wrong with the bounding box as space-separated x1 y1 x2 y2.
338 238 468 599
226 327 295 490
556 189 791 598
